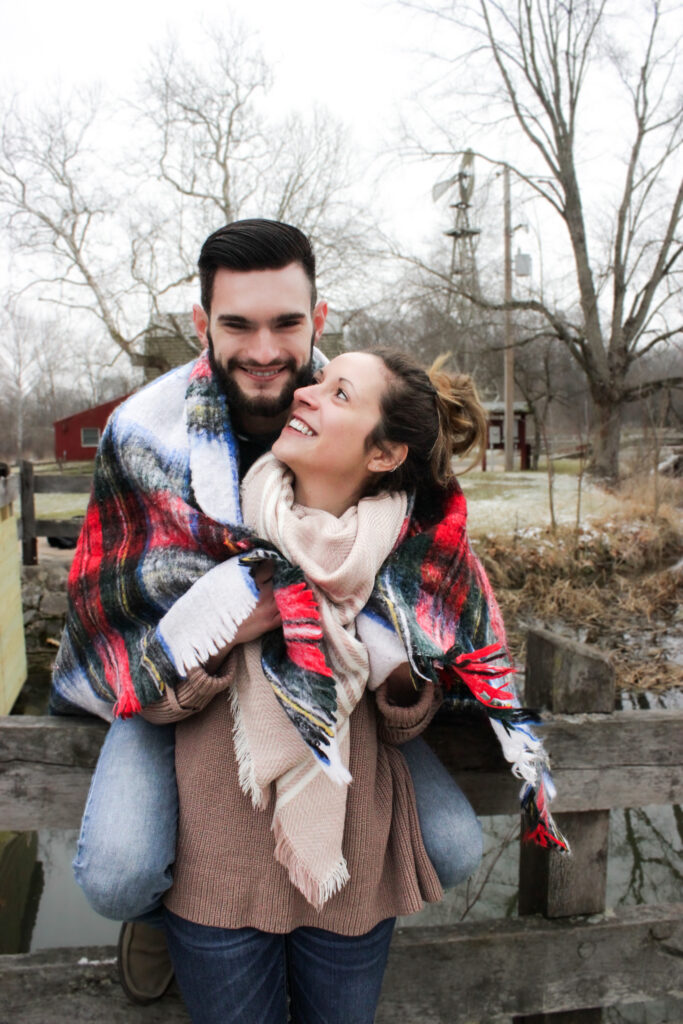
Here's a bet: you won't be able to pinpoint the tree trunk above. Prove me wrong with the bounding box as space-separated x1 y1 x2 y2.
589 397 622 482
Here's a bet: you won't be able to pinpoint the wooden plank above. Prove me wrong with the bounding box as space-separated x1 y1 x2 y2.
33 518 83 539
1 906 680 1023
518 629 615 1023
379 905 683 1023
19 461 37 566
428 709 683 770
5 711 681 773
1 715 681 830
525 628 614 714
33 474 93 494
0 946 190 1023
0 515 27 715
518 811 610 917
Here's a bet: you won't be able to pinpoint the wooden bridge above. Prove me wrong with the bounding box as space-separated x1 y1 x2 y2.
1 628 681 1022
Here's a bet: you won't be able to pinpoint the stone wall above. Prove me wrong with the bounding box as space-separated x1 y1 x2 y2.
17 564 69 713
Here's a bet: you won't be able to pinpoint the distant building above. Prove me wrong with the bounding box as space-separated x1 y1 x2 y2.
143 313 198 384
53 395 130 462
482 400 531 470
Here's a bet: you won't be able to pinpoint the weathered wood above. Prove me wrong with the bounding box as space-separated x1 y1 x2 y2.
429 708 683 769
0 514 27 715
19 460 37 566
518 811 609 917
525 628 615 714
380 905 683 1023
518 629 616 1024
32 517 84 539
2 714 681 830
3 906 679 1023
0 945 190 1022
32 474 93 494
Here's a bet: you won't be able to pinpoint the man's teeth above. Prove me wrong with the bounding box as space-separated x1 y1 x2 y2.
245 367 281 378
289 417 315 437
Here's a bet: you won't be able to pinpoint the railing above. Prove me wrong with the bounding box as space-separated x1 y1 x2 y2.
0 630 681 1022
18 460 91 566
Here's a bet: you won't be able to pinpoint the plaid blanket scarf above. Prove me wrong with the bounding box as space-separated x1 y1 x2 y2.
52 350 568 854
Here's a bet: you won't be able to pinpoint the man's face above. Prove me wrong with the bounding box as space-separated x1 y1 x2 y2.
193 264 327 432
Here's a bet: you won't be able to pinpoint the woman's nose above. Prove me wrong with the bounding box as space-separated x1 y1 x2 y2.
293 382 319 406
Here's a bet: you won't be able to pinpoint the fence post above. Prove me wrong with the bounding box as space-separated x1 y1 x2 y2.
19 461 37 567
514 627 615 1024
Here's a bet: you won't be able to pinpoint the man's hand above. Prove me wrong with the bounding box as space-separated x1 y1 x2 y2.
202 561 282 674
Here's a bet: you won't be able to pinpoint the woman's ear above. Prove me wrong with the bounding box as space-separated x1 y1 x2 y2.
366 442 408 477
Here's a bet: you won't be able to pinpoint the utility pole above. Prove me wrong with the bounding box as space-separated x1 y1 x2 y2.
503 164 515 472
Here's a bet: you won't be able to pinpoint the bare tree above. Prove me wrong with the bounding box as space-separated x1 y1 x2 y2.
0 26 378 376
0 307 78 457
401 0 683 480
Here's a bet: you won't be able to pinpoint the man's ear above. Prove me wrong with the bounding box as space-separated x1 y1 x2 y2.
366 441 408 477
312 300 328 345
193 304 209 350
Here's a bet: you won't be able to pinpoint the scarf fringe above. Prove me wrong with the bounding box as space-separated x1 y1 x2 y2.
272 816 351 910
229 685 267 810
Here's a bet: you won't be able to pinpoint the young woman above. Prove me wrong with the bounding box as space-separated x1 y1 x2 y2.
131 346 506 1023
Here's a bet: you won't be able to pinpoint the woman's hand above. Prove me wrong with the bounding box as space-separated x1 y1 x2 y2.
202 561 282 674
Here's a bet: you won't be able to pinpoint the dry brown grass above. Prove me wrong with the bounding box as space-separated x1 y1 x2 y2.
475 499 682 695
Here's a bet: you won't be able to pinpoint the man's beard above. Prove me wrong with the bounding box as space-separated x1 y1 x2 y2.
207 330 314 421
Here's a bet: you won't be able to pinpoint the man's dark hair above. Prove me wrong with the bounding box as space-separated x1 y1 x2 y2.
198 219 317 313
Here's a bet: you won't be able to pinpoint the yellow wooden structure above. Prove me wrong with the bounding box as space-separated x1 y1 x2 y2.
0 476 26 714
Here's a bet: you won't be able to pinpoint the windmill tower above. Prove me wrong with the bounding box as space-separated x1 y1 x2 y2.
433 149 481 317
432 150 481 371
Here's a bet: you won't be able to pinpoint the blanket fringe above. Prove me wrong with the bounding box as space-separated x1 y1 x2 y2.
272 816 350 910
158 558 259 675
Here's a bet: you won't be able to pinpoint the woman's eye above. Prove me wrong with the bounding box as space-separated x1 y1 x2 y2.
336 387 348 401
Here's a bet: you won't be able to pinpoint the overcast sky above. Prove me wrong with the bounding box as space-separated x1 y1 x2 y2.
1 0 447 250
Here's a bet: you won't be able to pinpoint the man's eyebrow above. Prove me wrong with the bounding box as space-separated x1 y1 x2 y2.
272 312 307 324
215 312 307 327
216 314 254 327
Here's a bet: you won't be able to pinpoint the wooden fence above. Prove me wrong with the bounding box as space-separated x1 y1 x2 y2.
0 628 681 1021
18 460 91 566
0 474 27 715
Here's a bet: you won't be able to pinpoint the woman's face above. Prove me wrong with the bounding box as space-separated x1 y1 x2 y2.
272 351 397 513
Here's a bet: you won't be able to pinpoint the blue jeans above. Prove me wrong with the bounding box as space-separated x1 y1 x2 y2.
73 716 177 925
74 717 482 922
163 909 395 1024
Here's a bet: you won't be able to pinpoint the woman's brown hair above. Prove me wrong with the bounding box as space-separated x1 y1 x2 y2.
364 347 487 496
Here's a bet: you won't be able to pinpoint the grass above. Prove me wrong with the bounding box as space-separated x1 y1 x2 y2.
474 499 682 694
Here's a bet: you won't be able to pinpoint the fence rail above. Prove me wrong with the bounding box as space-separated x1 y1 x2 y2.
1 630 681 1021
18 461 91 565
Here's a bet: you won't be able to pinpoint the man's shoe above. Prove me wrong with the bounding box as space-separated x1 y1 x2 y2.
117 920 175 1005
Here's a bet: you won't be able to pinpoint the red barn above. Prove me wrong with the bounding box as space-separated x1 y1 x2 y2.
53 395 130 462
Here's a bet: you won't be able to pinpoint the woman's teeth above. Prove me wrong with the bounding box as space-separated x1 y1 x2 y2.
289 417 315 437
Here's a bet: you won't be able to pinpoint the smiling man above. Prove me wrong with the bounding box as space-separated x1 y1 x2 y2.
53 219 331 1004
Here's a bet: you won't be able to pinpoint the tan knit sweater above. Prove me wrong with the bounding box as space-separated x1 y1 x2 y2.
143 660 443 936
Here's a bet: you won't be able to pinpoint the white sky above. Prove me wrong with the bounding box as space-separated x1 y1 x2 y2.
1 0 448 251
2 0 681 322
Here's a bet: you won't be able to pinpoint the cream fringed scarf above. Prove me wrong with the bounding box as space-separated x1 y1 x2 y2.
233 453 408 909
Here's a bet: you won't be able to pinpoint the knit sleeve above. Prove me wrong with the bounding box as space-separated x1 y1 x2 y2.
375 679 442 745
140 655 238 724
